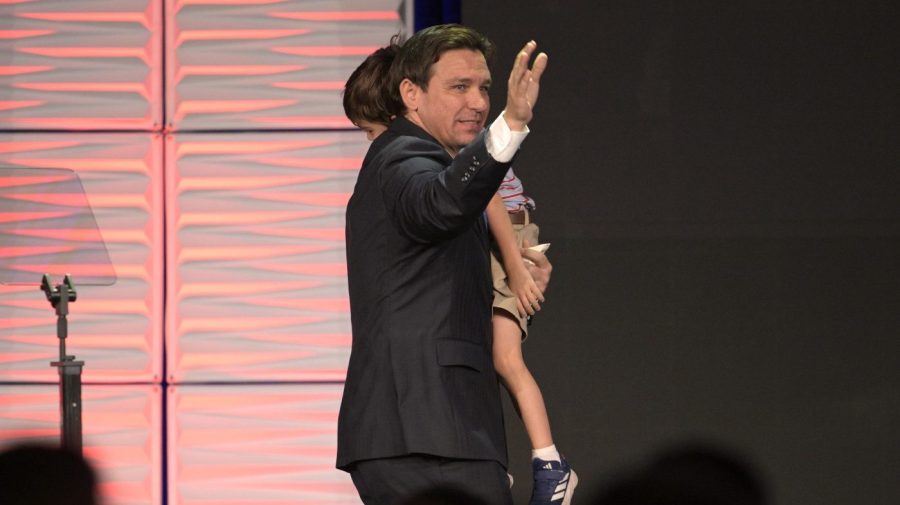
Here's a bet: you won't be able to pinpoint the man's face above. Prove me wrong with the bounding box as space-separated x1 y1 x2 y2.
356 119 388 141
404 49 491 157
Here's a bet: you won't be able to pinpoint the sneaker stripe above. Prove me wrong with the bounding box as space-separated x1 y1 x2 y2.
562 469 578 505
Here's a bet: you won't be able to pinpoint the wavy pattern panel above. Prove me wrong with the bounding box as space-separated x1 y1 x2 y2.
0 0 162 130
166 0 409 130
168 384 358 505
0 134 164 382
0 2 415 503
0 384 163 505
165 131 366 382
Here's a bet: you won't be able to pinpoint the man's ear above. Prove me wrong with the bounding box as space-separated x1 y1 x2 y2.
399 78 419 112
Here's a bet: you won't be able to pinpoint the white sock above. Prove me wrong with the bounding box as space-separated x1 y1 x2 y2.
532 444 561 463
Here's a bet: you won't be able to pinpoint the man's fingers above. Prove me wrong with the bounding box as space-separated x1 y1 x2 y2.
531 52 548 82
512 43 534 76
504 40 547 129
510 41 538 88
520 40 537 61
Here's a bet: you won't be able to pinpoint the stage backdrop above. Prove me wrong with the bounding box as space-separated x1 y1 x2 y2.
1 1 412 504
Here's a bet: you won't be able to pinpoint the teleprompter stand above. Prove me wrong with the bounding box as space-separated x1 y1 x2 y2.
42 274 84 453
1 167 117 455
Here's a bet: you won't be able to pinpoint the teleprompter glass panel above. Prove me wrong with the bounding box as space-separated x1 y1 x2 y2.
1 167 116 286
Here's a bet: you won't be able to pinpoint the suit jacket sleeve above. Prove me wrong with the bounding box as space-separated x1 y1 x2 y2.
378 130 512 243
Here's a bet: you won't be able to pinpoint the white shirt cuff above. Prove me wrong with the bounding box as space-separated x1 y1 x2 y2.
485 111 529 163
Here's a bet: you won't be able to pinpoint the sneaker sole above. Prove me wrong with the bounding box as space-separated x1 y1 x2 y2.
561 469 578 505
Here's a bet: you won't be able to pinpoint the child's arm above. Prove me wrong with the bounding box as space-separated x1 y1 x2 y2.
487 194 544 317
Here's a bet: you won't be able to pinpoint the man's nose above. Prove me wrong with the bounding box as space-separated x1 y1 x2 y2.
468 89 488 111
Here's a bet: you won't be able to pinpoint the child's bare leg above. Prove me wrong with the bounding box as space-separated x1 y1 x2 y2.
492 310 553 450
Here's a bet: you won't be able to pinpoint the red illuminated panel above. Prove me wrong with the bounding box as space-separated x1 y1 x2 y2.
165 0 410 131
0 134 164 383
0 384 163 505
0 0 162 130
167 384 359 505
165 131 367 382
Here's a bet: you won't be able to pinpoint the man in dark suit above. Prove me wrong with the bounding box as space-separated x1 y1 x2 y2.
338 24 549 505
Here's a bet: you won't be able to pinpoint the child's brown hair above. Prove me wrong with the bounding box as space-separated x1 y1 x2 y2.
343 39 403 126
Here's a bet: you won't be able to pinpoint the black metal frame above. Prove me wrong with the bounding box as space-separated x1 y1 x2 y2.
41 274 84 454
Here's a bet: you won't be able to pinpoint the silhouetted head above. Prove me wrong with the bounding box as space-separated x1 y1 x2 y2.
0 443 99 505
592 441 767 505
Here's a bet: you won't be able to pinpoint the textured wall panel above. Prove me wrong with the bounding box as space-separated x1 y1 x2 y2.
0 134 164 382
168 384 359 505
0 384 163 505
166 131 365 382
165 0 410 131
0 0 162 130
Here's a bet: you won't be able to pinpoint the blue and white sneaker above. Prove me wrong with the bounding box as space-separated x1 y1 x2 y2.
529 456 578 505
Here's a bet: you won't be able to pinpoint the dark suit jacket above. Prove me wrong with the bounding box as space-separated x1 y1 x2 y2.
337 117 514 470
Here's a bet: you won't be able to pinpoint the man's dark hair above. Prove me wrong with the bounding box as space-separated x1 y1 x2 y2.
343 37 404 126
390 24 495 110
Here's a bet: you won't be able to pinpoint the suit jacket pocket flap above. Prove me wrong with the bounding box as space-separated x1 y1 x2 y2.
436 339 485 372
